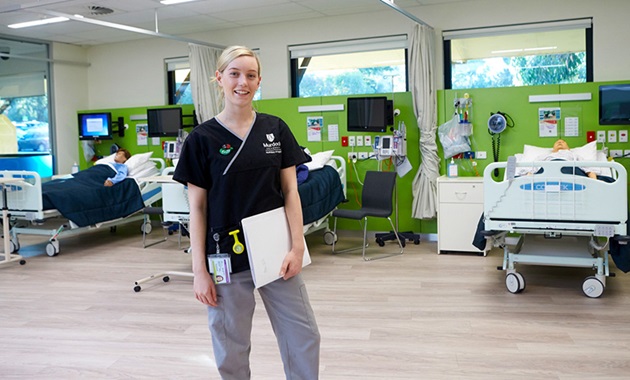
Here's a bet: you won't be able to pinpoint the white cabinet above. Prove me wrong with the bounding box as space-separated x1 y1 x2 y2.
437 176 488 255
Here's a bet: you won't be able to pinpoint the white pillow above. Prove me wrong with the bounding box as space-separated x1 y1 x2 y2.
129 160 158 178
304 150 334 171
522 144 552 161
125 152 153 173
571 141 597 162
94 153 116 166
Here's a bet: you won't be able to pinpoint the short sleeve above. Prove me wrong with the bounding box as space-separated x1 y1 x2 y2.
172 130 212 189
278 118 309 168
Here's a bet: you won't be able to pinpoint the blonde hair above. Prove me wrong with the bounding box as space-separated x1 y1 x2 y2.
216 45 261 76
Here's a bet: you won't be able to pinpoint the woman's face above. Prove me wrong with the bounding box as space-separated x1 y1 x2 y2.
216 55 261 107
552 139 569 152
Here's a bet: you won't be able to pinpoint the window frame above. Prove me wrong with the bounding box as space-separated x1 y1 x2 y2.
442 18 593 89
289 35 409 98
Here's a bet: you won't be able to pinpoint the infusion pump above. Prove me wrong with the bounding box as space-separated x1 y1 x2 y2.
164 141 180 159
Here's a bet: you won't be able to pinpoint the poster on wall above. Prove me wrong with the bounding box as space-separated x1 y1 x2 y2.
307 116 323 142
538 108 560 137
136 123 148 146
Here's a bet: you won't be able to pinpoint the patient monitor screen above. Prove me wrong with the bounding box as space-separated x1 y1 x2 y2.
78 112 113 140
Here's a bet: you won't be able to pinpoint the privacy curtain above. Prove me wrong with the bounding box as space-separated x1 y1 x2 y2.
409 24 439 219
188 43 223 124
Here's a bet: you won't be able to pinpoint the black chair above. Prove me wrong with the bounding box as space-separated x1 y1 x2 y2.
331 171 404 261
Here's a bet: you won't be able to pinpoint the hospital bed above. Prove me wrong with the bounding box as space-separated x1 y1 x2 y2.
0 158 165 257
482 157 628 298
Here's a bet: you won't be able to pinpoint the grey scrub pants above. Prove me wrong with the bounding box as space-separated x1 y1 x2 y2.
208 270 320 380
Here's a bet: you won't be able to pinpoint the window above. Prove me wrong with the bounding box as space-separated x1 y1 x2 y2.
289 35 408 98
0 38 51 154
443 19 592 89
166 57 192 105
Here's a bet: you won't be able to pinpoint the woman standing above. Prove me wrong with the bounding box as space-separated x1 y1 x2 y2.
173 46 320 379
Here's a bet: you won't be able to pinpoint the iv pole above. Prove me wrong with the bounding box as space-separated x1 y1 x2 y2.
374 76 421 247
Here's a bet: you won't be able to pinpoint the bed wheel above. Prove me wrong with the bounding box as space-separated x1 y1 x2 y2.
323 231 337 245
46 239 60 257
582 276 604 298
505 272 524 294
376 237 385 247
514 272 526 292
163 276 170 283
10 238 20 254
134 285 141 292
19 259 26 265
141 222 152 234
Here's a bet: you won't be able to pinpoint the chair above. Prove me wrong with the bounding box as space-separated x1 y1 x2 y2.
141 206 168 248
331 171 404 261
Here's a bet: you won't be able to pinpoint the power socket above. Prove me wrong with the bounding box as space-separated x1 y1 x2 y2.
364 136 372 147
347 152 357 161
611 149 623 158
608 130 617 143
358 152 368 159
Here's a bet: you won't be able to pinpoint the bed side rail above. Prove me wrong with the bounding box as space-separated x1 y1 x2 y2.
328 155 347 198
483 160 627 236
0 170 44 217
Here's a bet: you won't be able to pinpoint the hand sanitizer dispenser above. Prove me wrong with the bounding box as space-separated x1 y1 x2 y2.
447 158 458 177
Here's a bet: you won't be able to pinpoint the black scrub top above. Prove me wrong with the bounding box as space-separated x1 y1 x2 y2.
173 112 308 273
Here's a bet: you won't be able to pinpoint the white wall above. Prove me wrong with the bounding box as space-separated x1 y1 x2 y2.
74 0 630 108
49 0 630 165
50 42 88 173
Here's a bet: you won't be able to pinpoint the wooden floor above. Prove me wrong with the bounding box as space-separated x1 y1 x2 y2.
2 222 630 379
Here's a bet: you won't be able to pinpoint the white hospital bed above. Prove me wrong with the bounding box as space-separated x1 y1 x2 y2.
0 158 165 257
483 158 628 298
304 155 346 240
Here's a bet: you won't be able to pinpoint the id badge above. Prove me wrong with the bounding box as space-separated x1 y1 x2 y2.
207 253 232 285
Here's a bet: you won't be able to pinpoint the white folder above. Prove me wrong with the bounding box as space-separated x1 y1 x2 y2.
241 207 311 288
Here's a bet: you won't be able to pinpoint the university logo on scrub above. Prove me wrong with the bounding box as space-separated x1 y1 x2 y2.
519 182 586 191
263 133 282 154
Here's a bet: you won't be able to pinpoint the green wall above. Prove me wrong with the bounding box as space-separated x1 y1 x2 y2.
438 81 630 183
78 80 630 235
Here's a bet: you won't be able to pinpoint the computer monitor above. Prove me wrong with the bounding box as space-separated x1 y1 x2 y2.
600 84 630 125
78 112 113 140
147 107 183 137
347 97 389 132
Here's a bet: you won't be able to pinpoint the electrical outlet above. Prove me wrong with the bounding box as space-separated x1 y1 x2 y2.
348 136 355 147
364 136 372 147
608 130 617 143
356 135 363 146
347 152 357 160
624 150 630 157
358 152 368 159
477 151 487 159
597 131 606 143
611 149 623 158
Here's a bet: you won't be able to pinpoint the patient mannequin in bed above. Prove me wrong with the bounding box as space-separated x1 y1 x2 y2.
532 139 598 179
104 148 131 187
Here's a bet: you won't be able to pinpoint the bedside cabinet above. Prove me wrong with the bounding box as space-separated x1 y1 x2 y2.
437 176 488 255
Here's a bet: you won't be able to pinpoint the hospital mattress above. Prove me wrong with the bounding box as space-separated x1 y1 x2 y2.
298 165 344 225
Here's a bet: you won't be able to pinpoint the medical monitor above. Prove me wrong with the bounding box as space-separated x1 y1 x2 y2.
147 107 183 137
599 84 630 125
78 112 113 140
347 96 389 132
